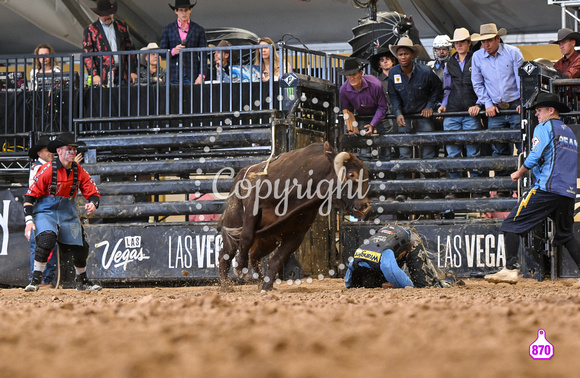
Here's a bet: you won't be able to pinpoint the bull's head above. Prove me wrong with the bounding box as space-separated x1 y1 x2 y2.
326 142 371 219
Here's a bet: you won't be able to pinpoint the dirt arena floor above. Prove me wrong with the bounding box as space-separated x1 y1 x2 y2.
1 277 579 378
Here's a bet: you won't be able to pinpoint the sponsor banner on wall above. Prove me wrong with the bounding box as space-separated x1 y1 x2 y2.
0 188 33 286
342 221 580 278
85 223 222 281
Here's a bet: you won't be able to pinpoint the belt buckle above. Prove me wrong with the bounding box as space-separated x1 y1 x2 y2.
497 102 510 110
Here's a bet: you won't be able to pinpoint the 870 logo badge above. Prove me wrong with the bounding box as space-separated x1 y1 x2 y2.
529 329 554 360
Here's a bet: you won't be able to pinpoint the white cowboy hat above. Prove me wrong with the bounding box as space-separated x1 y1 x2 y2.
388 37 420 56
449 28 472 43
471 24 507 42
140 43 160 51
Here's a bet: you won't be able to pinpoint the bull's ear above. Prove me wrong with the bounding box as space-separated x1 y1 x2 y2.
324 141 336 161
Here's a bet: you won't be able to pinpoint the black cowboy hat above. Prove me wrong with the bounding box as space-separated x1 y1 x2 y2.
368 47 397 72
28 135 52 159
549 28 580 44
47 132 86 153
90 0 117 17
338 58 365 75
169 0 197 10
527 92 569 114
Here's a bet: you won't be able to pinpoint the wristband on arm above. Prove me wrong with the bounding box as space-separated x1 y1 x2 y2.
24 204 34 224
89 195 100 209
24 204 33 217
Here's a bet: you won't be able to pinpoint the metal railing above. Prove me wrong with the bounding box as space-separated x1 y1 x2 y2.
0 45 287 137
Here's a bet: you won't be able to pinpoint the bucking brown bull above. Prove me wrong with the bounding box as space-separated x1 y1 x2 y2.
217 142 371 291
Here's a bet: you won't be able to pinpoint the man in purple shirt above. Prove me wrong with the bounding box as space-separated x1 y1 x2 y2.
339 58 389 159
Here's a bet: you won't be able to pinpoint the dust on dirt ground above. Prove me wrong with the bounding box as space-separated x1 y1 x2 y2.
1 277 579 378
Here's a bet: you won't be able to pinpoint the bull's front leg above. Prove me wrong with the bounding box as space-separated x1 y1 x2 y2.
249 238 277 285
261 234 305 291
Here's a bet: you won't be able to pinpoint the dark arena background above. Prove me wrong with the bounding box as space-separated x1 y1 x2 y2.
1 0 580 376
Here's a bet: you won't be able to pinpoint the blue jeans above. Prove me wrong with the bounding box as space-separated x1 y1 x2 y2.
375 119 395 160
398 117 436 160
397 117 436 179
30 230 57 284
487 103 521 157
444 116 481 178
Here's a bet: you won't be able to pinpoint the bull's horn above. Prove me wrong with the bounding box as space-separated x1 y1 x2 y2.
334 152 350 183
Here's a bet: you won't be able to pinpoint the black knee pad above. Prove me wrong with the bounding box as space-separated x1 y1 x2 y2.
34 231 57 263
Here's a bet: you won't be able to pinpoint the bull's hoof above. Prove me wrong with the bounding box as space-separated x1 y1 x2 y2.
219 279 235 292
234 266 250 279
220 285 234 293
260 283 274 292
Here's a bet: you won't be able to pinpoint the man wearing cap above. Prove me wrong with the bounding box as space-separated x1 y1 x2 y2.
160 0 208 85
83 0 138 86
339 58 389 141
484 93 580 284
140 43 166 84
552 28 580 78
23 133 101 292
438 28 482 195
369 48 397 95
387 37 443 179
369 48 398 141
471 23 524 162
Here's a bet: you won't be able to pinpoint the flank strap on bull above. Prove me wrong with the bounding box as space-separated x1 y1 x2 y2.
245 153 281 181
49 161 78 198
246 123 279 181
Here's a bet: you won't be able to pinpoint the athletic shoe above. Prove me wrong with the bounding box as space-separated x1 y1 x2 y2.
484 268 518 284
24 271 43 292
24 283 39 292
75 273 102 291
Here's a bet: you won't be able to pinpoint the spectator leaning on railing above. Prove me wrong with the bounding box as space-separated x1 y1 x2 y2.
438 28 482 198
551 28 580 79
387 37 443 181
471 23 524 180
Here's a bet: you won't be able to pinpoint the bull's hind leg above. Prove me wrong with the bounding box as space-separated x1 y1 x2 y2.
218 196 244 290
219 226 242 291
